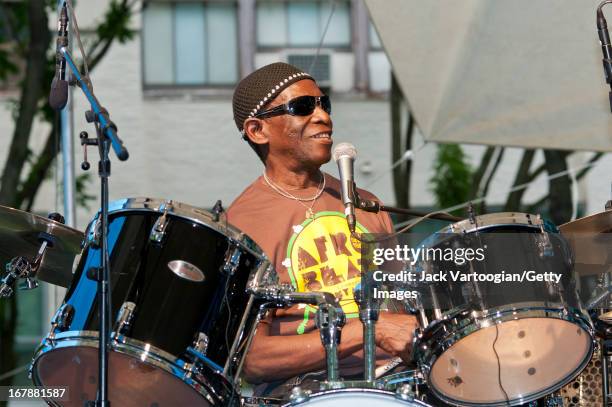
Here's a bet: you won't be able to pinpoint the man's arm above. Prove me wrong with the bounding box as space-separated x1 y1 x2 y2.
242 314 363 383
242 312 418 384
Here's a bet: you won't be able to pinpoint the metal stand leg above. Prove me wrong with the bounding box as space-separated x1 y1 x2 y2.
603 337 612 406
315 303 345 382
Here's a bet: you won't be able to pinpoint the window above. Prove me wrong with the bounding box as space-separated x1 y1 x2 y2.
368 22 390 92
142 1 238 87
256 1 351 48
369 22 382 50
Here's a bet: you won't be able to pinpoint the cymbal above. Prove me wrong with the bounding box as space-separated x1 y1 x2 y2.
559 210 612 234
0 205 83 288
560 210 612 270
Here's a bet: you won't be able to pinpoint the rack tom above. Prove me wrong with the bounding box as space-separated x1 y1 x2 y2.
30 198 273 407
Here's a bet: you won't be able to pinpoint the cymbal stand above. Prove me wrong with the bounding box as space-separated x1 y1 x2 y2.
601 336 612 406
0 213 66 297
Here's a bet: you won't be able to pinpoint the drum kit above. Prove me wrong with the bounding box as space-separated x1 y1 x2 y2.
0 196 610 407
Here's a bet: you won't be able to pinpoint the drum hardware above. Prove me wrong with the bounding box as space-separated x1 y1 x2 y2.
183 361 196 379
227 296 267 383
249 285 338 308
225 262 277 381
395 384 416 402
354 275 380 383
114 301 136 335
536 216 554 258
224 244 243 275
289 386 311 404
249 285 346 383
0 213 66 297
194 332 210 355
47 304 75 342
79 131 93 171
314 300 346 382
587 284 612 310
600 333 612 406
0 207 81 288
149 199 173 243
467 202 477 226
0 256 36 297
242 396 283 406
212 199 224 222
85 214 101 247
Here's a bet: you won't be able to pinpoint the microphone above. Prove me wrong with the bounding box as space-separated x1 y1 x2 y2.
597 3 612 112
333 142 357 233
49 2 69 110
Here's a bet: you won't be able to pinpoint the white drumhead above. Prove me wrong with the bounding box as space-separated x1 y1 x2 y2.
285 389 428 406
429 318 591 405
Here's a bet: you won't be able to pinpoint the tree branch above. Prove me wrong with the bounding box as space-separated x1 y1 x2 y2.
503 149 535 212
543 150 572 224
17 122 60 211
477 147 505 213
470 146 495 200
576 152 605 180
0 0 50 207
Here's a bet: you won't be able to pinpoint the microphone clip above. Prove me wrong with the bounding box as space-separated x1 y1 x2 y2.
353 186 380 213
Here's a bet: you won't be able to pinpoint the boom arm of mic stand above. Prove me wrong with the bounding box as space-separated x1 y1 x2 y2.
354 190 462 222
59 47 129 161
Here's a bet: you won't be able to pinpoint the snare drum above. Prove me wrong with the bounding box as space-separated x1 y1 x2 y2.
413 213 594 406
30 198 273 407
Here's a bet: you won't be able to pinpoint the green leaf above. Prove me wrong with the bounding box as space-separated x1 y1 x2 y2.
429 144 473 215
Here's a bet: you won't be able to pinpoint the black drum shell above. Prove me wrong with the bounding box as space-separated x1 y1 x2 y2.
65 209 262 370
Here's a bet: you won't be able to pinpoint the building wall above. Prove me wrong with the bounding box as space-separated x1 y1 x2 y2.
1 0 610 228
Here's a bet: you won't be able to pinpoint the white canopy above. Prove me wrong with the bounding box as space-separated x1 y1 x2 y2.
366 0 612 152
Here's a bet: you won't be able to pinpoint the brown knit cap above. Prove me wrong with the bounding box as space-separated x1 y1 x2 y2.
232 62 315 133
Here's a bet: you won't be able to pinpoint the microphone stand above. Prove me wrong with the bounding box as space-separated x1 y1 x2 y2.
60 46 128 407
352 185 462 223
597 0 612 113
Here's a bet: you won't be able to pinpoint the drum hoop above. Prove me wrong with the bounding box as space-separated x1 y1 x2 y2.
30 330 227 405
280 387 431 406
415 303 593 358
437 212 546 235
415 305 595 406
85 197 268 260
426 351 593 407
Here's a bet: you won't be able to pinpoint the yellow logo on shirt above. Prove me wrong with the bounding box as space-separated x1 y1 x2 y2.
286 212 368 317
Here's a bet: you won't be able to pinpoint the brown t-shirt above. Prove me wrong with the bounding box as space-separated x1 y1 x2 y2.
227 173 393 373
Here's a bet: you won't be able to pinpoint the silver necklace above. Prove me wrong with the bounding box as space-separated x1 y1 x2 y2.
262 170 325 219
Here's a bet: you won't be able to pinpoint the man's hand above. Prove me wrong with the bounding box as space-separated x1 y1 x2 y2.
375 313 419 363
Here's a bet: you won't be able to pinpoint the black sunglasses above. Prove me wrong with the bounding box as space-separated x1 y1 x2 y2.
254 95 331 119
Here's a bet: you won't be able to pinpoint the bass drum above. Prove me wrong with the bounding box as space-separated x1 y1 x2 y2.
30 198 273 407
412 213 594 406
281 388 433 407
